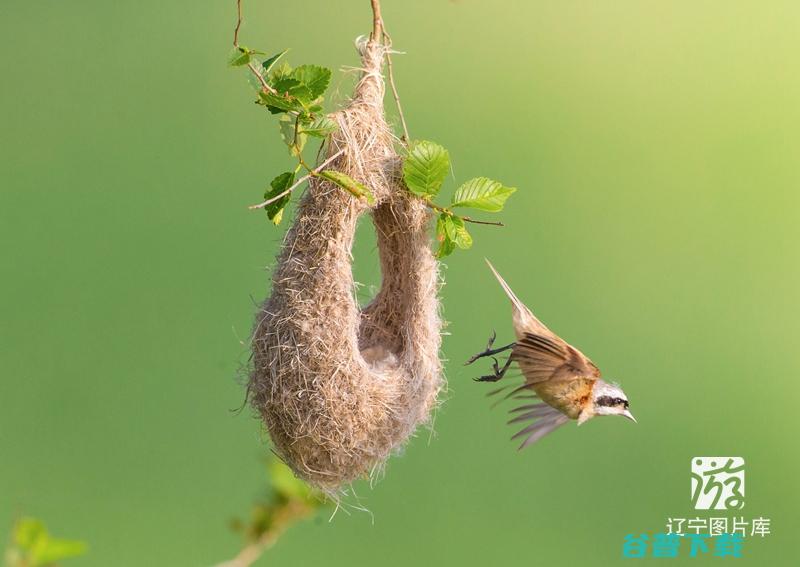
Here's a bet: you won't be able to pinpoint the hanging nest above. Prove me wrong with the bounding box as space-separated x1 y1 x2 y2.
249 38 444 492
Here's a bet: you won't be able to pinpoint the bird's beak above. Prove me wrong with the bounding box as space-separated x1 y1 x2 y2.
622 410 637 423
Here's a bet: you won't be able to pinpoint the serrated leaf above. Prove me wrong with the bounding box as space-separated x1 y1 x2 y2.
229 47 252 67
451 177 516 212
263 172 295 225
270 61 293 81
291 65 332 100
319 170 375 205
403 140 450 198
271 76 301 93
278 116 306 156
261 49 288 75
301 116 337 138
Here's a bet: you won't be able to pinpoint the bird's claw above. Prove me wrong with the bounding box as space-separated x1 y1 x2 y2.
465 330 499 366
474 358 504 382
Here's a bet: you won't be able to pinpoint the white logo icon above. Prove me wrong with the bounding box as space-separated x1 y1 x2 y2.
691 457 745 510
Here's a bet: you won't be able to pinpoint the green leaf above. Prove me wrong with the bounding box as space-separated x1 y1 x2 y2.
449 215 473 249
263 172 295 225
435 214 471 257
271 76 301 93
291 65 332 100
402 140 450 198
278 116 306 156
258 91 304 114
31 538 88 565
14 518 46 550
435 214 455 258
261 49 288 75
301 116 337 138
13 518 87 567
228 46 252 67
451 177 516 212
270 61 293 82
318 170 375 205
269 460 313 501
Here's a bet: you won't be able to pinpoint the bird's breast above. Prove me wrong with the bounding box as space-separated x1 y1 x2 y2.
530 378 595 420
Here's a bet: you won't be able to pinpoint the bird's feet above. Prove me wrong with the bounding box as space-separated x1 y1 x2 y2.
465 330 515 365
473 355 514 382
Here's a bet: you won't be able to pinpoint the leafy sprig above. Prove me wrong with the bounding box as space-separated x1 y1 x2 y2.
231 2 515 257
401 140 516 257
4 518 87 567
223 460 328 566
230 42 375 223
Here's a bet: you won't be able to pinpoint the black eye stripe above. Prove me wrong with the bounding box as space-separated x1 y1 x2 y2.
597 396 629 408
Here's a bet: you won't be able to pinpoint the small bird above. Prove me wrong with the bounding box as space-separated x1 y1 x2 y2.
466 260 636 449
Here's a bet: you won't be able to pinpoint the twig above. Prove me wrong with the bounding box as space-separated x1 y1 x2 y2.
233 0 243 47
233 0 278 95
426 202 504 226
382 31 411 144
370 0 384 41
458 216 504 227
248 149 345 210
213 502 311 567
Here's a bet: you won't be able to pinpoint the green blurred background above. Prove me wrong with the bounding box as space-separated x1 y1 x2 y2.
1 0 798 565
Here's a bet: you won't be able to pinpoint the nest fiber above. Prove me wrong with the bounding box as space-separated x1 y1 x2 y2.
249 42 443 491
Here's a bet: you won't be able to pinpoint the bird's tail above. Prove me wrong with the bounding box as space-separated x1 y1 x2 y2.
485 259 548 337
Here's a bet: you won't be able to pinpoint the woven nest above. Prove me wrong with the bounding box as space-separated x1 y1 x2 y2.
249 40 444 492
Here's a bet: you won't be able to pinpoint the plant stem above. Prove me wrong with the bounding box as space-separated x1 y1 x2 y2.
426 201 504 226
233 0 243 47
233 0 278 95
370 0 384 42
213 502 311 567
382 30 411 144
249 149 345 210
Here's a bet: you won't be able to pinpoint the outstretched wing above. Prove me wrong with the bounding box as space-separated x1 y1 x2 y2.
513 332 600 385
508 402 571 449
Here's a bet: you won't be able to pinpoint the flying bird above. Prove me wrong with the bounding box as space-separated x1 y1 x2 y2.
466 260 636 449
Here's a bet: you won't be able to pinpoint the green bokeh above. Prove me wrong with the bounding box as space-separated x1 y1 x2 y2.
1 1 798 565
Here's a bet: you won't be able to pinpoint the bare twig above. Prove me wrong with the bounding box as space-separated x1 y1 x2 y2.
233 0 243 47
382 31 411 144
426 201 504 226
458 216 504 227
233 0 278 95
370 0 384 42
248 149 345 210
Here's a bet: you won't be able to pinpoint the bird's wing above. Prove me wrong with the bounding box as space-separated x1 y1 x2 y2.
508 403 571 449
513 332 601 384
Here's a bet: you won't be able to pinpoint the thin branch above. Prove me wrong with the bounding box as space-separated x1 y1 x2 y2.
233 0 278 95
370 0 384 42
247 62 274 93
382 31 411 144
459 216 504 227
248 149 345 210
213 502 311 567
233 0 243 47
426 202 504 226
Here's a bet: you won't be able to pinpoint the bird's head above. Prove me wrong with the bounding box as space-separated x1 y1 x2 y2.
578 379 636 425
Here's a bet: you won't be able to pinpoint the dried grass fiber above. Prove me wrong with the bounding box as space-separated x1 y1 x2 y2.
249 40 443 492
